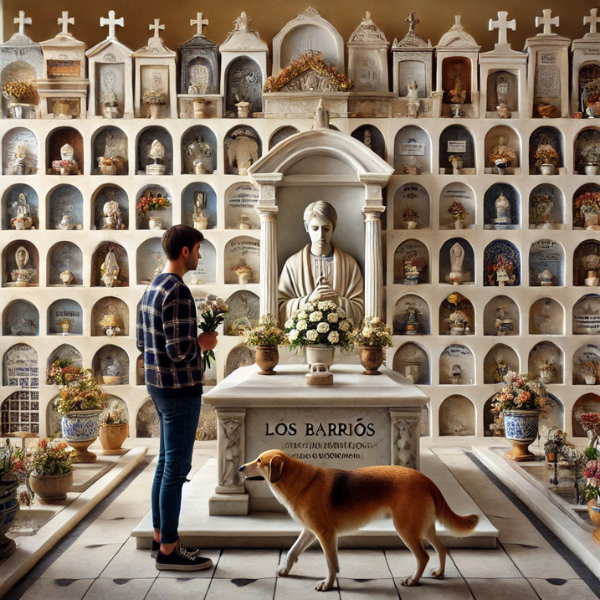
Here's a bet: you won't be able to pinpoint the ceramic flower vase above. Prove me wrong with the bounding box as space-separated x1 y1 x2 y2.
585 164 600 176
255 346 279 375
539 164 555 176
359 346 383 375
503 410 540 462
99 423 129 455
29 471 73 504
305 345 335 369
61 410 102 463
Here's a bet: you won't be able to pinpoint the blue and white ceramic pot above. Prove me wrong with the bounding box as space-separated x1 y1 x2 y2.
0 480 19 559
61 410 101 463
503 410 540 462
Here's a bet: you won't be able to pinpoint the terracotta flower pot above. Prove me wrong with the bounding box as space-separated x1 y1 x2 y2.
99 423 129 455
587 500 600 546
503 410 540 462
29 471 73 504
359 345 384 375
255 345 279 375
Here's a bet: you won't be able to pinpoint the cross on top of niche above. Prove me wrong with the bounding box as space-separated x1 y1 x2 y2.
535 9 559 35
100 10 124 40
14 11 32 36
58 11 75 35
191 12 209 36
489 11 516 48
585 9 600 35
149 19 165 38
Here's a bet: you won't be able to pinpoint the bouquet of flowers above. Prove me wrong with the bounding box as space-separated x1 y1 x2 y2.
54 371 108 415
489 145 517 166
0 440 28 483
533 144 559 168
136 192 171 216
491 372 551 413
143 89 167 105
46 359 86 386
99 400 128 426
350 317 393 348
402 207 419 222
580 412 600 449
2 80 37 102
448 200 467 222
583 458 600 503
240 315 288 347
285 300 353 351
197 294 228 373
29 439 73 476
575 191 600 214
486 255 516 286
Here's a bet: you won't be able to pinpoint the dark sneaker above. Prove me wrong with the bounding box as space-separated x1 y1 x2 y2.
151 540 159 558
155 543 213 571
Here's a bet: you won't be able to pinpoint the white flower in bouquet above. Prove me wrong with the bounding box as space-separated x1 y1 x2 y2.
309 311 323 322
362 328 372 339
306 329 319 342
297 320 308 331
317 322 330 334
327 331 339 344
297 311 308 320
284 319 295 329
338 308 346 318
339 320 351 332
301 302 314 312
327 312 339 323
289 329 299 342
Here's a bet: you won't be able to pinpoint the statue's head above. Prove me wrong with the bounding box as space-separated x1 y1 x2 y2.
303 201 337 249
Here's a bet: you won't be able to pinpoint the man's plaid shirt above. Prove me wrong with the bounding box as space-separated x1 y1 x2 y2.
136 273 203 389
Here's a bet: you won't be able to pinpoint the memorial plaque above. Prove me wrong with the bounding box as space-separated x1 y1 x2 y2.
225 183 260 229
447 141 466 153
48 299 83 335
48 60 80 78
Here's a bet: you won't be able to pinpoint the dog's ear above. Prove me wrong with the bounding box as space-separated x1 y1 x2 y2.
269 454 284 484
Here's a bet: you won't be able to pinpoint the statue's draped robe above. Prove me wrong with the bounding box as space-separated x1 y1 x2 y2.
278 244 364 326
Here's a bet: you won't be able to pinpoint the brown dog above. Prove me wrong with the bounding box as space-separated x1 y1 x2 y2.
239 450 479 591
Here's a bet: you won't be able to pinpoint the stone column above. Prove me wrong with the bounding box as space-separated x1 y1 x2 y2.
390 409 421 471
362 181 385 320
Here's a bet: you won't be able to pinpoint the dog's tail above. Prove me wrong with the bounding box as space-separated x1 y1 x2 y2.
430 482 479 537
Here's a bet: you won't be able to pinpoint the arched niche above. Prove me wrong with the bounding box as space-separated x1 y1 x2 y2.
46 395 61 437
573 240 600 286
225 182 259 230
47 184 84 230
439 182 476 229
574 294 600 335
351 125 385 161
439 395 475 436
136 126 173 175
136 354 144 386
2 127 38 175
483 183 520 230
485 70 518 114
393 239 430 285
2 343 38 388
483 296 519 336
528 126 564 175
1 388 39 436
46 343 82 378
91 297 129 337
47 299 83 336
441 57 473 105
483 394 504 437
483 240 520 287
393 125 431 175
1 60 40 120
182 182 217 230
439 293 475 336
135 185 172 230
574 127 600 175
47 242 83 286
91 125 128 175
224 236 260 284
181 125 217 174
539 394 564 436
224 56 263 115
528 342 564 385
529 184 565 230
3 299 38 336
484 125 520 173
393 183 431 229
392 342 430 385
573 183 600 230
2 240 39 287
225 345 256 378
2 184 38 230
483 344 519 384
577 62 600 116
91 243 129 288
269 126 299 150
183 239 217 286
224 290 260 336
137 238 166 286
439 344 474 385
529 239 565 287
46 126 83 175
573 394 600 437
92 345 129 385
439 124 475 174
224 126 261 175
531 298 565 335
439 238 475 285
99 395 129 427
573 344 600 385
92 184 128 231
136 397 160 437
392 294 430 336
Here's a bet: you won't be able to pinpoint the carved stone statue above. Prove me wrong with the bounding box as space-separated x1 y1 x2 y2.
406 80 420 118
493 193 510 228
312 99 329 129
449 242 465 284
11 193 33 230
363 129 372 150
227 130 259 175
12 245 35 287
100 248 120 287
103 200 125 230
278 201 364 325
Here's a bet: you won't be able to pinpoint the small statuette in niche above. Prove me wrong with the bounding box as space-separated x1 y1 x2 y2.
52 143 80 175
10 193 33 230
492 193 510 229
146 139 166 175
537 360 556 385
495 305 513 335
403 305 420 335
100 248 120 287
227 129 258 175
494 359 508 383
449 242 465 285
538 269 554 286
59 270 74 285
102 89 122 119
103 200 125 230
103 354 123 385
406 80 420 118
57 317 73 335
11 245 35 287
185 134 212 174
193 192 208 230
583 253 600 287
57 214 80 231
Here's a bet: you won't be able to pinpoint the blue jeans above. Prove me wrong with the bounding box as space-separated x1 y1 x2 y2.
147 385 202 544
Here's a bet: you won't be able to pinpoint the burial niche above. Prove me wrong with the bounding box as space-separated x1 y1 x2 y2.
224 290 260 336
573 394 600 437
3 300 38 336
224 126 261 175
47 242 83 286
528 126 564 175
439 344 474 385
484 394 505 437
225 183 259 230
483 344 520 384
394 125 431 175
351 125 385 161
393 239 429 285
392 342 430 385
439 124 475 174
91 297 129 337
573 240 600 286
225 236 260 284
529 239 564 287
483 240 521 287
269 126 299 150
2 343 38 387
392 294 430 336
92 126 128 175
574 294 600 335
2 127 38 175
573 345 600 385
529 184 565 230
47 184 84 230
92 185 128 231
91 243 128 287
3 184 38 230
181 125 217 174
439 293 475 336
92 345 129 386
1 389 39 436
47 299 83 336
483 183 520 230
3 240 39 287
46 343 82 377
484 126 520 174
574 128 600 175
46 126 83 175
136 185 172 231
182 182 217 230
483 296 520 336
439 182 476 229
530 298 565 335
573 184 600 230
225 56 263 115
485 70 518 114
183 239 217 286
528 341 564 385
439 395 475 436
438 238 475 285
137 126 173 175
225 344 255 378
137 238 166 286
393 183 430 229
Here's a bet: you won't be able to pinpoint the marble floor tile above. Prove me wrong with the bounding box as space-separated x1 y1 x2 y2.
392 576 474 599
275 575 341 599
385 549 461 579
20 579 94 600
467 577 539 600
500 542 579 579
101 538 159 579
337 550 392 579
39 543 123 579
98 501 152 520
73 517 140 545
338 577 400 599
146 576 211 600
528 578 600 600
205 577 276 600
81 577 154 600
450 549 522 578
157 549 220 578
213 548 280 579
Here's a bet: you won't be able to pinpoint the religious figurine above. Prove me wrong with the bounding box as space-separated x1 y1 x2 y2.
492 193 510 229
363 129 372 150
57 214 78 231
238 211 251 230
10 193 33 230
193 191 208 230
146 139 166 175
538 360 556 384
406 80 420 118
494 305 513 335
53 143 80 175
496 75 509 106
227 129 258 175
278 201 365 325
583 253 600 287
59 270 74 285
538 269 554 286
57 317 72 335
313 99 329 129
449 242 465 285
100 248 120 287
448 307 468 335
103 200 125 230
496 102 510 119
12 144 27 175
448 74 466 118
404 305 420 335
102 89 122 119
11 246 35 287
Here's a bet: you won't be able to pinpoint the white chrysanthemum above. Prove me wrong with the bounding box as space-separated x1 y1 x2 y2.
327 331 339 344
318 301 329 311
339 320 350 331
317 322 329 334
309 311 323 322
306 329 319 342
362 328 372 339
284 319 295 329
338 308 346 318
296 320 308 331
297 311 308 320
327 312 339 323
302 302 315 312
288 329 299 341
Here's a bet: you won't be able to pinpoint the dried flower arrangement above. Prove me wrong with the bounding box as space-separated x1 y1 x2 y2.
136 192 171 215
533 144 559 168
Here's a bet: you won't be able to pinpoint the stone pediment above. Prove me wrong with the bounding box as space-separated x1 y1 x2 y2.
220 12 269 53
348 12 388 45
437 16 479 49
86 38 132 59
3 33 38 49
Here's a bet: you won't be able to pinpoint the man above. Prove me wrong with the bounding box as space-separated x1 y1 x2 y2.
278 201 364 325
137 225 217 571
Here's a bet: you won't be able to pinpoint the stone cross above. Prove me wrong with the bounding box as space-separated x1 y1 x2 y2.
405 12 419 33
100 10 124 40
585 9 600 35
535 9 559 35
14 11 31 35
489 11 515 47
191 12 209 36
149 19 164 38
58 11 74 35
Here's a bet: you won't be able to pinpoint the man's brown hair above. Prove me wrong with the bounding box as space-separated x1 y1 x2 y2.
161 225 204 260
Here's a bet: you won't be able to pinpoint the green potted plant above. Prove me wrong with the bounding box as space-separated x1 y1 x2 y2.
28 439 73 504
350 317 393 376
98 400 129 455
240 315 288 375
